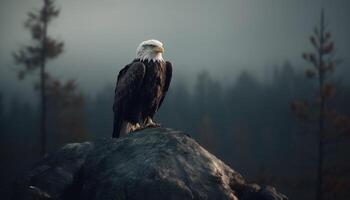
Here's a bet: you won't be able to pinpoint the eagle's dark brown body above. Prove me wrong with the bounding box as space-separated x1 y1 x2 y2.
113 59 172 138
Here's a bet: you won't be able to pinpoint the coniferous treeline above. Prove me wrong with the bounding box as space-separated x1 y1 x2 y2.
0 63 349 200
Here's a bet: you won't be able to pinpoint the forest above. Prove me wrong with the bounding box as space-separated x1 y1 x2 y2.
1 62 350 199
1 0 350 200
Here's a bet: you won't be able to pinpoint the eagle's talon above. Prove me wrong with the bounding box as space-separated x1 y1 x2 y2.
145 123 161 128
144 118 161 128
130 123 142 132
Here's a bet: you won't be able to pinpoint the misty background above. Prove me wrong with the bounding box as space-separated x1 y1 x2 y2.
1 0 350 103
1 0 350 200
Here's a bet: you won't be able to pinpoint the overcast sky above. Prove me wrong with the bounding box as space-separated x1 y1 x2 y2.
0 0 349 103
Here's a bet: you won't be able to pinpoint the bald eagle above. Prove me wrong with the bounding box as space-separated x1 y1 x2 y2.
112 39 172 138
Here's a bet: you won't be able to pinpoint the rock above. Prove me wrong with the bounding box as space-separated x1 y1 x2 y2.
12 127 287 200
13 142 93 200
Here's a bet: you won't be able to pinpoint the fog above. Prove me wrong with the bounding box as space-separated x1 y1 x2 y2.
1 1 350 199
1 0 350 103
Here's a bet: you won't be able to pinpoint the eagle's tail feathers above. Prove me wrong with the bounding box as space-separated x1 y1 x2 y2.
113 117 124 138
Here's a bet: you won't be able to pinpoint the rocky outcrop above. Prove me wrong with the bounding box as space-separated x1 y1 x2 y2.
13 127 287 200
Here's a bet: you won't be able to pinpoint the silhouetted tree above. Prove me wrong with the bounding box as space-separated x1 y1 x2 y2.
228 71 263 133
197 113 217 152
0 93 4 137
13 0 63 155
193 71 223 117
157 80 192 132
46 75 89 150
193 71 224 144
85 85 114 139
0 93 3 123
291 9 350 200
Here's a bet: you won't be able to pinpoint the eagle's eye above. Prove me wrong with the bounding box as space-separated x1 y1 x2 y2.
144 44 156 48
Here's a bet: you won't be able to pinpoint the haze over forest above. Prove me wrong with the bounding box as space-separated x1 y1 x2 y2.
1 1 350 199
1 0 350 104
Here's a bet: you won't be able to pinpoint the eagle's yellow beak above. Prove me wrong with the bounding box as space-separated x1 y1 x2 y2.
153 46 164 53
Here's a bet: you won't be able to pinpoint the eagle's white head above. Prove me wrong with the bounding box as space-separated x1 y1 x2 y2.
136 39 164 62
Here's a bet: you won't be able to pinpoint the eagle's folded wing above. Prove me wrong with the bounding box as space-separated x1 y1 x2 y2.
114 62 146 110
158 61 172 109
113 62 146 138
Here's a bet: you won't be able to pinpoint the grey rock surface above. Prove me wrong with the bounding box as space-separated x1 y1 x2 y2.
13 127 287 200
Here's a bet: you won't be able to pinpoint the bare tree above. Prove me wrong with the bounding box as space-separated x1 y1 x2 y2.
292 9 350 200
13 0 63 156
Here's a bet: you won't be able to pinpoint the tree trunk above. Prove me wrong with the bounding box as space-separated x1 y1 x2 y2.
316 9 325 200
40 0 48 156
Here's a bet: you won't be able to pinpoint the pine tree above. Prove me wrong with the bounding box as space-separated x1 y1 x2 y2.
13 0 63 156
291 9 350 200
